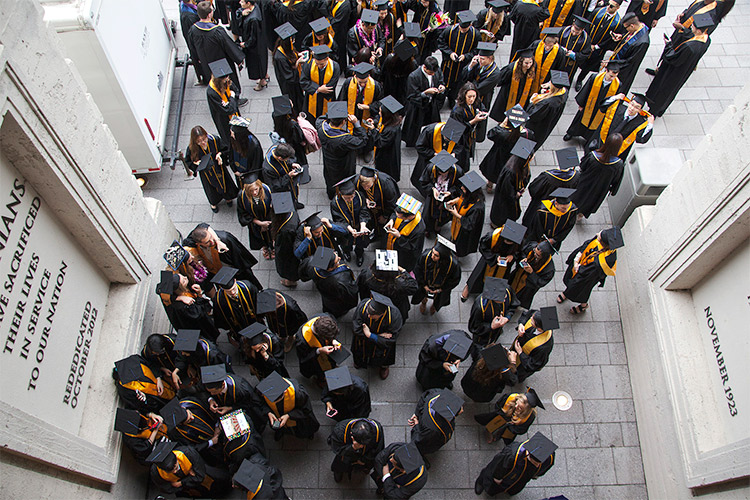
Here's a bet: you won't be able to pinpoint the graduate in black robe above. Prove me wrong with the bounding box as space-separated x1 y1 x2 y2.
449 84 489 169
270 0 317 41
508 0 550 61
460 44 502 143
412 120 465 193
525 188 579 251
401 57 446 147
468 277 514 346
351 294 404 379
157 271 221 342
237 180 275 253
185 224 263 290
558 17 591 76
438 14 480 105
207 69 242 147
230 123 264 181
474 2 512 44
330 175 372 265
561 227 620 313
356 166 399 238
415 330 475 390
295 314 344 379
180 1 208 84
570 141 625 218
174 336 233 390
463 222 524 298
258 288 308 348
240 325 289 378
488 55 538 122
203 371 268 433
447 172 486 257
371 96 404 181
257 372 321 440
409 388 465 457
212 275 259 344
328 0 352 63
540 0 584 35
141 333 179 382
573 1 622 90
113 355 175 414
271 193 302 286
383 200 426 273
263 142 304 208
627 0 668 29
525 69 569 150
300 46 342 119
328 417 385 482
525 32 568 94
303 250 360 317
149 443 231 497
480 106 535 191
372 442 428 498
357 257 419 320
645 18 711 117
294 212 347 262
607 13 650 94
460 343 519 402
189 13 246 92
322 371 373 421
403 0 440 61
185 130 239 211
273 35 305 113
522 163 580 227
346 14 386 64
114 408 168 466
381 37 419 105
489 150 532 227
419 154 463 235
473 389 542 444
411 239 462 315
509 240 555 310
317 102 369 198
231 455 288 499
166 396 220 450
474 434 555 496
509 307 557 382
301 18 341 60
587 93 654 161
236 1 269 88
564 63 621 142
337 63 384 128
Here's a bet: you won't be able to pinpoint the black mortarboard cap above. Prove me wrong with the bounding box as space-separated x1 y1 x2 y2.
157 270 177 295
208 58 233 78
164 241 189 271
197 153 213 172
352 62 376 77
360 165 377 178
394 443 423 473
538 306 560 330
600 226 624 249
233 459 267 492
335 174 358 194
115 355 144 384
549 187 576 201
693 12 714 30
403 22 423 39
500 219 527 245
271 191 295 214
483 277 509 302
241 169 263 184
114 408 143 434
516 48 535 59
457 9 477 26
432 389 465 420
309 17 331 34
256 371 288 401
435 234 457 254
174 329 201 351
272 95 293 117
505 104 529 128
310 245 336 270
555 147 580 170
429 150 457 172
375 0 390 10
239 322 268 344
326 101 349 120
550 70 570 88
145 441 176 464
459 171 485 193
328 344 352 365
274 22 297 40
201 364 227 385
572 14 591 27
477 41 497 56
444 331 473 359
604 60 622 72
394 39 418 60
303 211 323 228
630 93 647 106
311 44 333 59
325 366 353 390
488 0 510 11
370 291 395 310
159 398 188 430
541 27 563 37
510 137 536 159
481 344 510 371
441 118 467 143
380 95 404 114
256 290 278 315
211 265 238 288
361 9 379 24
525 431 557 462
526 387 545 409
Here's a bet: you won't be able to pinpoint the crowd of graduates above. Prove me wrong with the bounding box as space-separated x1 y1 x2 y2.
109 0 733 497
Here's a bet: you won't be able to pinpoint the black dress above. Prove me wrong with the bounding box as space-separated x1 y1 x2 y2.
570 151 624 217
511 309 554 382
475 438 553 496
465 226 521 294
188 21 245 91
449 102 485 170
237 6 268 80
243 330 289 379
610 24 650 95
260 290 308 340
488 61 535 122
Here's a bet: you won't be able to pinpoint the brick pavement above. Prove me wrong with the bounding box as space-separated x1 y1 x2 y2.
144 1 749 497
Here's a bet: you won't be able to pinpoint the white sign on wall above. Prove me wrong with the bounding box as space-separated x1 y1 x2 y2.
0 154 109 435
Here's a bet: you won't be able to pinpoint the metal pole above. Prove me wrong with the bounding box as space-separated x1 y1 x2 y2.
169 54 191 172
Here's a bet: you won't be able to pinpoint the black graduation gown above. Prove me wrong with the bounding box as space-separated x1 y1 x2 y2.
468 293 513 346
141 334 179 376
263 144 301 204
420 165 463 232
474 8 511 43
114 356 173 413
273 47 304 113
373 442 428 498
411 250 462 312
381 52 419 106
231 131 264 178
525 89 568 150
541 0 583 33
646 34 710 117
466 227 521 294
412 123 464 194
180 5 207 83
259 376 321 439
223 428 268 473
438 26 480 90
489 163 530 227
588 97 653 161
627 0 668 28
213 280 259 339
527 39 567 89
300 33 341 62
357 266 419 320
461 61 502 142
402 67 446 147
271 0 316 41
321 375 372 421
559 25 590 75
243 330 289 379
237 6 268 80
473 392 537 443
565 72 619 140
346 24 386 64
372 122 403 181
277 118 309 167
410 388 458 455
121 421 164 466
476 439 554 495
570 151 624 217
352 299 404 367
295 319 342 380
185 135 239 206
331 191 372 256
316 117 369 198
577 8 622 77
274 211 302 281
488 61 535 122
169 396 219 447
522 166 579 227
479 125 535 183
356 172 400 227
328 418 385 474
304 263 360 317
562 236 616 302
404 0 440 61
450 196 485 257
188 21 246 91
217 230 263 289
175 338 233 375
150 445 221 497
508 0 550 61
210 375 268 433
163 296 221 343
260 290 308 340
449 103 485 169
237 184 274 250
232 453 287 498
415 331 474 391
383 213 426 273
293 224 346 263
512 309 554 381
300 59 342 119
526 200 578 250
329 0 352 63
610 25 650 95
508 241 555 309
460 354 518 403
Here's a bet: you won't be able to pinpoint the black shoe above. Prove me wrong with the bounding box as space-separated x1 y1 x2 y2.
343 251 352 262
226 199 233 207
238 97 249 106
563 134 572 141
356 254 364 266
645 68 656 76
334 471 344 483
474 478 484 495
460 295 468 303
574 80 583 92
211 205 220 213
295 202 305 209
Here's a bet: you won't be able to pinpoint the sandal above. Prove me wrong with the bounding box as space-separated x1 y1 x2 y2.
556 294 566 303
254 79 268 91
570 304 588 314
262 247 272 260
486 182 494 194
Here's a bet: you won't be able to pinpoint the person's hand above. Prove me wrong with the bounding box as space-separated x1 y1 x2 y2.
386 226 401 238
278 414 290 427
240 42 246 48
424 87 438 95
432 187 441 200
508 350 518 364
424 285 433 293
521 260 532 271
135 390 146 403
148 413 164 428
215 153 223 166
176 295 195 305
438 85 446 93
209 399 220 412
407 414 419 427
289 163 301 177
156 377 164 396
477 111 488 121
216 406 232 416
517 322 526 335
491 316 509 329
470 54 480 66
304 226 312 239
171 370 182 389
648 114 655 125
614 93 626 101
375 47 383 58
356 103 370 110
380 332 392 339
611 32 622 42
348 225 358 236
321 217 332 228
212 424 222 441
364 118 375 129
458 54 465 62
348 114 359 124
362 324 372 338
171 481 183 488
318 345 336 355
578 105 584 111
318 84 333 94
514 342 523 355
450 52 458 61
447 205 460 217
442 361 455 373
382 464 390 477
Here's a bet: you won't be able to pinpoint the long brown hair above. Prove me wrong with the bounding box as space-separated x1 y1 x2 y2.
513 56 536 82
188 125 209 160
472 343 507 385
597 132 623 160
456 82 478 108
242 179 266 202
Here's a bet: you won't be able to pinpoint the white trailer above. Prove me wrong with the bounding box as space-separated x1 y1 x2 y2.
42 0 177 175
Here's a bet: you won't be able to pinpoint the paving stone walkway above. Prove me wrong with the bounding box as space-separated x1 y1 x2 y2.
143 1 749 497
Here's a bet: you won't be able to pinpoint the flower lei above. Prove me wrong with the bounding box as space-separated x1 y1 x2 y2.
378 17 391 40
193 261 208 283
356 19 378 47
